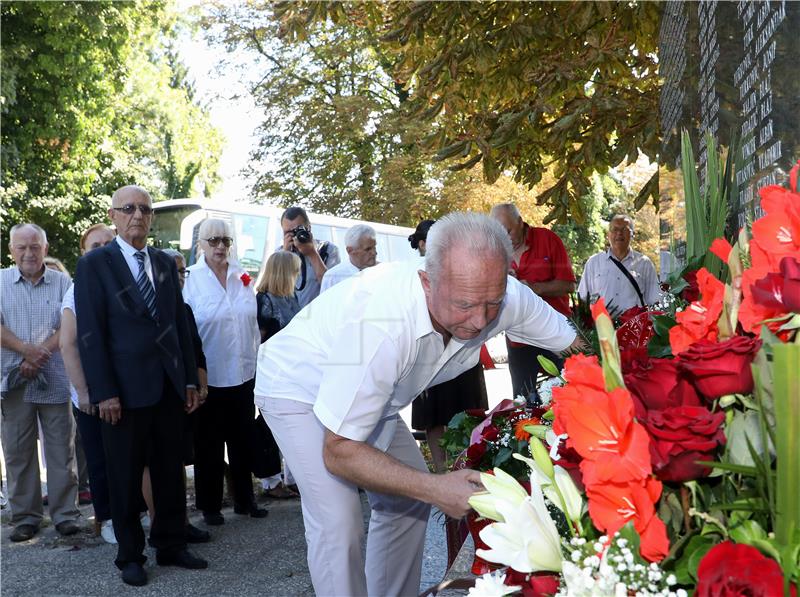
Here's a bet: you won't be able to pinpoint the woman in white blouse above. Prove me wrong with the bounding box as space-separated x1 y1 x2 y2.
182 219 266 524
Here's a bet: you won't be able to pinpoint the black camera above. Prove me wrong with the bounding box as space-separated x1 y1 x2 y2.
291 225 312 244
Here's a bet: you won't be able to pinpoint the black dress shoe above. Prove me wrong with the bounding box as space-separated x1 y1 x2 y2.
156 548 208 569
233 503 268 518
202 511 224 526
185 523 210 543
9 524 38 542
121 562 148 586
55 520 80 536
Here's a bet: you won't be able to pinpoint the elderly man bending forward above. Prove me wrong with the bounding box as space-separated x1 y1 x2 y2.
255 212 578 596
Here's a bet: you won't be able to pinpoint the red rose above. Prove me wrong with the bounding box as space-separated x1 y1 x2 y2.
240 272 252 286
481 425 499 441
623 358 701 420
677 336 762 399
681 269 700 302
645 405 726 483
696 541 797 597
465 441 487 466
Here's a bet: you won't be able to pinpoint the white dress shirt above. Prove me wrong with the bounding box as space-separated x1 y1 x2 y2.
183 255 259 388
320 259 360 293
577 248 660 312
115 236 154 286
255 260 575 449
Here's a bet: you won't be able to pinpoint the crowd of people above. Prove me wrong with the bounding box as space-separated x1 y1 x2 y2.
1 183 658 592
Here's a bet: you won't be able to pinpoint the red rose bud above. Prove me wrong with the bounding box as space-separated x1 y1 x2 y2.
240 272 252 286
481 425 500 441
677 336 762 399
645 405 726 483
680 269 700 302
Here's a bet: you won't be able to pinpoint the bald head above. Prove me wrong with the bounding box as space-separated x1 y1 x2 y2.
108 185 154 249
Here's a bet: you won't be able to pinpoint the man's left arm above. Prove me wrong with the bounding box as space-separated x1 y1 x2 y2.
505 277 578 353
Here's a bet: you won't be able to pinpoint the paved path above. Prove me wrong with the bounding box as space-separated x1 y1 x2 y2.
0 365 513 596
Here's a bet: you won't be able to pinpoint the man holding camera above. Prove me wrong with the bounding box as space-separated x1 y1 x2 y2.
280 207 340 307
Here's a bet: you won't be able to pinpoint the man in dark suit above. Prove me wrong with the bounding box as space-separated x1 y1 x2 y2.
74 185 207 586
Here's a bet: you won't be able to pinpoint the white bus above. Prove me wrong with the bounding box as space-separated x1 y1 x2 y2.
148 199 419 275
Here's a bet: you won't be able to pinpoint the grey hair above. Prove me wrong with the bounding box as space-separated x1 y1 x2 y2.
198 218 232 239
9 223 48 245
161 248 185 263
344 224 376 248
490 203 521 220
424 212 512 284
609 214 635 233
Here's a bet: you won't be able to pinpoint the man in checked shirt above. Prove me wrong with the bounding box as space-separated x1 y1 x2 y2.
1 223 80 543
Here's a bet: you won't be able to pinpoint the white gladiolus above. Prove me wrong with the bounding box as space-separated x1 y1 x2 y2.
467 571 521 597
512 453 583 522
476 483 563 573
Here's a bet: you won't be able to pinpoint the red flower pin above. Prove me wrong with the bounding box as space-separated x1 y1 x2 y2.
240 272 252 287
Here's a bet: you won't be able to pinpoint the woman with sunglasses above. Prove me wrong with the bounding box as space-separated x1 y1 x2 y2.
182 219 266 525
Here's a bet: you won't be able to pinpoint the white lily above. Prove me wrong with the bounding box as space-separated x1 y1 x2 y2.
469 468 528 522
512 453 584 523
476 483 563 573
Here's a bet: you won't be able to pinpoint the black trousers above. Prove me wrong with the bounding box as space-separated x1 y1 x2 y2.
194 378 256 513
75 407 112 522
507 342 564 406
101 382 187 568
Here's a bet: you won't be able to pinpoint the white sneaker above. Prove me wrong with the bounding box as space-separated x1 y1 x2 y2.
140 513 151 531
100 520 117 544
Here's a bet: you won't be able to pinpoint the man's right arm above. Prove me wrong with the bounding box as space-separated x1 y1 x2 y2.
74 255 120 408
1 325 51 367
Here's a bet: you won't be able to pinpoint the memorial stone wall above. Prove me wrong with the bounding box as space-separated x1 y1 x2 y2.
657 0 798 272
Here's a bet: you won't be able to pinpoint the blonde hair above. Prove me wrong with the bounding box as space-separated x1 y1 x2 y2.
256 251 301 297
44 256 69 274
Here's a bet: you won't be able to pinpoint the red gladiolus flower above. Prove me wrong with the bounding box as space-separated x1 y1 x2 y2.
553 382 652 486
585 476 669 562
751 184 800 272
669 268 725 355
709 238 733 263
240 272 252 286
696 541 797 597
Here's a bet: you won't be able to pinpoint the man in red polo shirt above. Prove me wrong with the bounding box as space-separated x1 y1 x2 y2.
491 203 576 404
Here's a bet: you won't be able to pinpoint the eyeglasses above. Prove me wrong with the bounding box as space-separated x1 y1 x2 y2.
178 268 190 278
203 236 233 248
112 204 153 216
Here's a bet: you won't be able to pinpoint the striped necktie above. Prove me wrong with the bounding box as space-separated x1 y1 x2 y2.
134 251 158 321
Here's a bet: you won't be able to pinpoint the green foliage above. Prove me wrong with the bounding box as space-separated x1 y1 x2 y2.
680 130 736 278
1 1 223 271
273 1 662 224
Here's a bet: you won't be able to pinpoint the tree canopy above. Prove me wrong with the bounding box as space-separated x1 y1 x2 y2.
272 1 662 224
1 0 223 270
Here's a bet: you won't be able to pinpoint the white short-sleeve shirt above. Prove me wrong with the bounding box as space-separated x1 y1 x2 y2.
255 260 575 447
320 259 361 293
183 255 259 388
577 249 660 312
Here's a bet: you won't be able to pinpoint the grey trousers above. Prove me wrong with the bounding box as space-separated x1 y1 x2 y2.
261 397 431 597
1 387 79 527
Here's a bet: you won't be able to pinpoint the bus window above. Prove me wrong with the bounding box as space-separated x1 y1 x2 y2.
375 233 391 264
148 204 201 255
232 213 270 276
